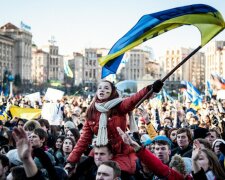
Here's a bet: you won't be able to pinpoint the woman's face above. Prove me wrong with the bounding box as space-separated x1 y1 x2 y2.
17 121 24 128
62 139 73 154
55 138 63 149
203 115 210 124
96 81 112 100
170 130 177 142
214 141 222 155
197 151 210 172
66 130 75 142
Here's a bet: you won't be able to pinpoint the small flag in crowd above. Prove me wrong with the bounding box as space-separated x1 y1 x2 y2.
181 81 202 110
64 60 73 78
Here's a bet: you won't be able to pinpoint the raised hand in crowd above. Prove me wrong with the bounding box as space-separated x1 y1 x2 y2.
138 105 150 125
12 127 39 178
192 140 202 172
116 127 140 151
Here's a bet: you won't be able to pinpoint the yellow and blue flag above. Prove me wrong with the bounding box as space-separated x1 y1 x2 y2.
10 105 41 120
182 81 202 110
206 80 213 98
64 60 73 78
99 4 225 78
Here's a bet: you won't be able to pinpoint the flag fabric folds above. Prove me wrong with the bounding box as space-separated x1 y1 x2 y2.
10 105 41 120
99 4 225 78
182 81 202 110
64 60 73 78
206 80 213 98
211 73 225 90
162 88 174 102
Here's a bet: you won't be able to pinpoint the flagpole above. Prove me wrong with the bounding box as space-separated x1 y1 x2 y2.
135 45 202 108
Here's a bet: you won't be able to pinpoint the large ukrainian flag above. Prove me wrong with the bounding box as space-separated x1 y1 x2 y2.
99 4 225 78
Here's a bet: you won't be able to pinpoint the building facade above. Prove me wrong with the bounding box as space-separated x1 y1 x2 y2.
42 45 64 83
0 23 32 83
205 41 225 82
162 47 205 91
31 45 49 84
0 34 14 81
123 49 147 80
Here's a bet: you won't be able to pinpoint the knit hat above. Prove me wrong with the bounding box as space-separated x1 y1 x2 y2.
212 139 225 150
64 121 76 129
193 127 209 139
0 135 9 146
169 154 186 175
152 135 172 148
182 157 192 175
140 134 152 146
6 149 23 166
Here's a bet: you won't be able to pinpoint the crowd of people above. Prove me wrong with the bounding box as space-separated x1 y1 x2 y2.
0 79 225 179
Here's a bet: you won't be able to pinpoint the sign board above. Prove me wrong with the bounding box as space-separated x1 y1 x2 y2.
25 92 42 107
41 102 63 125
217 90 225 100
44 88 64 102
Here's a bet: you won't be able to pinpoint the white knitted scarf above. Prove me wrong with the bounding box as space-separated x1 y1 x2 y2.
128 111 138 133
95 98 123 146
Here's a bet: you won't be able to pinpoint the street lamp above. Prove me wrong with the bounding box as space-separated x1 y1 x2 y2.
8 74 14 97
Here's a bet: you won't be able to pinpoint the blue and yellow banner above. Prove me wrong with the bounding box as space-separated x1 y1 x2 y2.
64 60 73 78
99 4 225 78
10 105 41 120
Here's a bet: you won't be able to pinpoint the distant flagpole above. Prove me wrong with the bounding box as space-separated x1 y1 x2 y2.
135 45 202 108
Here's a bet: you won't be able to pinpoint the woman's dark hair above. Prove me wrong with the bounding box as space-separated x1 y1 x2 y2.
200 148 225 180
16 118 27 127
67 128 80 143
53 135 65 153
6 130 16 147
38 119 50 130
86 80 119 120
11 166 27 180
56 135 65 144
167 128 178 139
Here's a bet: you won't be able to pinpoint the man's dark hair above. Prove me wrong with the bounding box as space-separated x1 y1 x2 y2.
38 119 50 130
177 128 192 142
208 128 221 139
0 154 9 167
154 140 170 149
100 160 121 178
11 166 27 180
94 144 113 154
196 138 211 149
34 128 48 141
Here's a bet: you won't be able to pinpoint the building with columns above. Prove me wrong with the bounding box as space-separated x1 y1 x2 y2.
0 33 14 81
68 48 102 90
205 41 225 82
161 47 205 91
42 44 64 83
31 45 49 84
118 48 159 81
0 22 32 83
